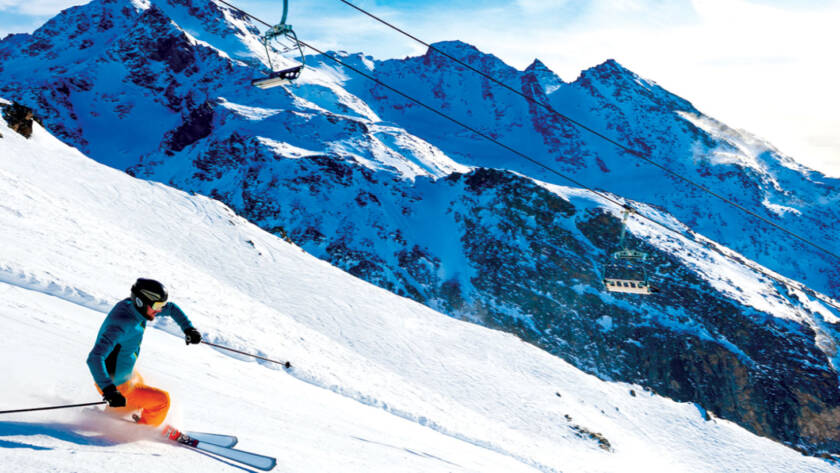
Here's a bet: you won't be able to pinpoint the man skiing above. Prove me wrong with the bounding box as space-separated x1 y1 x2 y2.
87 278 202 426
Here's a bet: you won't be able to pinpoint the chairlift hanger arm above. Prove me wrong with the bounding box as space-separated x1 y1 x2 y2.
280 0 289 25
617 206 637 251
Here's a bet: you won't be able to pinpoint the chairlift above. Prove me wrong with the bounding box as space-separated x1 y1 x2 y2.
603 264 652 295
251 0 305 89
603 207 655 295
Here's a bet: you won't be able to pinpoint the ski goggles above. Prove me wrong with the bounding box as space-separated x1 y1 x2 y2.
151 301 168 311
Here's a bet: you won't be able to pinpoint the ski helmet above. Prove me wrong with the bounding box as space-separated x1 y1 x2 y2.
131 278 168 311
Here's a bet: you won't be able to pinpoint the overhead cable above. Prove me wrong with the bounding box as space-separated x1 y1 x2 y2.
300 38 840 313
209 0 840 312
332 0 840 264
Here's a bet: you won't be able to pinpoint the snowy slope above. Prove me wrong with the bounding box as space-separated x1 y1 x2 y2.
2 107 839 472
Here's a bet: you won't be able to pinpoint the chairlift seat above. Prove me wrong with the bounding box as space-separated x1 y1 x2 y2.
251 66 303 89
253 4 305 91
603 278 652 295
603 261 653 295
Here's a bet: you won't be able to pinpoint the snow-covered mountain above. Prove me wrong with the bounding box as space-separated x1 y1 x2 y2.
2 0 840 457
3 95 840 473
331 40 840 300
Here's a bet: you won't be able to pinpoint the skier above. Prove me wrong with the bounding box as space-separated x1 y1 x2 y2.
87 278 202 426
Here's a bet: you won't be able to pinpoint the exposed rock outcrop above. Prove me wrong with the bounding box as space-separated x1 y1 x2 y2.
1 101 37 138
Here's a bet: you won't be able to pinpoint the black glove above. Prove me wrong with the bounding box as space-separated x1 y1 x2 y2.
102 384 126 408
184 327 202 345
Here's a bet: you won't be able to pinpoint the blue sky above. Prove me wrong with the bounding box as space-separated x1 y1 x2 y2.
2 0 839 176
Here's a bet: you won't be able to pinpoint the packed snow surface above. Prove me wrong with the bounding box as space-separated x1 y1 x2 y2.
1 115 837 472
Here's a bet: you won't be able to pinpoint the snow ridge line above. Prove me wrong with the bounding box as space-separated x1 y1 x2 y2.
0 267 113 314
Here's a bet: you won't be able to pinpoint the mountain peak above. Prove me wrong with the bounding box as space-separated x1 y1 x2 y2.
574 58 695 111
428 40 482 57
423 40 514 74
5 0 265 65
524 58 548 72
587 58 636 79
524 58 565 94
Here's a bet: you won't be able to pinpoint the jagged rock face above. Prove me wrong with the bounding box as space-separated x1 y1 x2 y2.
1 102 36 138
445 169 840 453
168 100 215 152
0 0 265 169
3 0 840 455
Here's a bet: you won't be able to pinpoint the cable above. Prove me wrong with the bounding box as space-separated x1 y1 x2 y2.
217 0 271 27
215 2 633 217
210 0 840 312
301 43 626 203
331 0 840 264
216 1 630 208
296 40 840 313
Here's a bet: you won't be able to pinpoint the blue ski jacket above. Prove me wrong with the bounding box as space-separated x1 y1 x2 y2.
87 299 194 389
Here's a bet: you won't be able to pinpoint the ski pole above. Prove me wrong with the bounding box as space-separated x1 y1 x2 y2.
0 401 107 415
201 340 292 369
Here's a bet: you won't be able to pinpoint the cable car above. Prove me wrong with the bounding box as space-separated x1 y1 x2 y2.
603 207 655 295
251 0 305 89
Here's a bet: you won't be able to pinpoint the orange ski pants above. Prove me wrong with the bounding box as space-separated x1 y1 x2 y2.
97 372 170 427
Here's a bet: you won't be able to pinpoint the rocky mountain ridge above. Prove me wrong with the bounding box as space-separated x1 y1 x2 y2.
333 40 840 300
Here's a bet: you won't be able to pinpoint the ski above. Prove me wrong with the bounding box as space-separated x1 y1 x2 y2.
193 440 277 471
162 425 276 471
184 431 238 448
